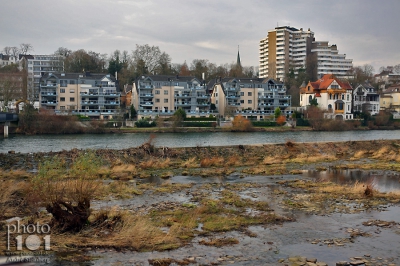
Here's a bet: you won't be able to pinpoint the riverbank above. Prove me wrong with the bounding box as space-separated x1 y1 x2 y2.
1 140 400 265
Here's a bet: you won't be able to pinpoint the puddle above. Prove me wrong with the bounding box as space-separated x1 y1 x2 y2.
304 169 400 193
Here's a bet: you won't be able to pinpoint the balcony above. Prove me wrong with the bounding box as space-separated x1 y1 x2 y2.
41 101 58 106
140 101 153 106
175 94 191 98
139 93 154 97
41 92 58 97
175 102 191 106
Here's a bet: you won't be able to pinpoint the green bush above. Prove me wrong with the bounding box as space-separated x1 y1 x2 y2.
296 118 310 127
135 119 156 128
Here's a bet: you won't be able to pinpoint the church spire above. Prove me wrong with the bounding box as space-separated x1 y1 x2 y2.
237 45 241 67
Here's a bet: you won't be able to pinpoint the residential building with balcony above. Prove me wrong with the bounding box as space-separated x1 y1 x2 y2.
311 41 353 79
380 83 400 113
210 77 291 120
132 75 212 118
259 26 314 81
40 72 120 119
300 74 353 120
20 54 64 107
259 26 353 81
353 83 380 115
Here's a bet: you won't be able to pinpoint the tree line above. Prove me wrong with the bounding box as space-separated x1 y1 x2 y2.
52 45 258 86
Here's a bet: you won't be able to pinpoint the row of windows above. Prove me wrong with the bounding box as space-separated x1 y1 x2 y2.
60 97 75 102
60 89 75 93
155 90 169 95
154 98 169 103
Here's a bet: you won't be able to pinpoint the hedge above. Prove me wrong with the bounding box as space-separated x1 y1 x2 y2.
251 121 277 127
185 117 217 121
182 121 215 127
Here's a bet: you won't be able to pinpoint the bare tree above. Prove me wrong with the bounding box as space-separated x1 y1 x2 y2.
54 47 72 57
10 47 20 58
132 44 170 74
20 43 33 55
3 46 11 55
0 74 23 111
393 64 400 74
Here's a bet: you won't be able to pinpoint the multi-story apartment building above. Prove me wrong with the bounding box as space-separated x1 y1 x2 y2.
210 77 291 120
353 83 380 115
380 83 400 113
311 41 353 78
259 26 353 81
20 54 64 107
259 26 314 80
300 74 353 120
132 75 212 118
40 72 120 119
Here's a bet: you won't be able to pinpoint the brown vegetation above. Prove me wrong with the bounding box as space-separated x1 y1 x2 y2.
231 115 254 132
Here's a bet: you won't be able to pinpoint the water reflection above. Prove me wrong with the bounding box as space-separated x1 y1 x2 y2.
305 169 400 193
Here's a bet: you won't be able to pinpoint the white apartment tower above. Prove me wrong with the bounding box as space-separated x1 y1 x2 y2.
20 54 64 107
259 26 353 81
259 26 314 81
311 41 353 78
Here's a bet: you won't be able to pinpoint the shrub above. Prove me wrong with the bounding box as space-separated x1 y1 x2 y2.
276 115 286 126
182 121 214 127
135 118 156 127
31 151 102 232
232 115 254 132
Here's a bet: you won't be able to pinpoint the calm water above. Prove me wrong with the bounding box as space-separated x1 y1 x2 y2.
1 130 400 154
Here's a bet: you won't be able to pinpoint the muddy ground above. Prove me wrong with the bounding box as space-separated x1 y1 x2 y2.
1 140 400 266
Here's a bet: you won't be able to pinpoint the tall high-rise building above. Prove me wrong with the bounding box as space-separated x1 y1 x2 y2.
259 26 314 81
259 26 353 81
20 54 64 107
311 41 353 78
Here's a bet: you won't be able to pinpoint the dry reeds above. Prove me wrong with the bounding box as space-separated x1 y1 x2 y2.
200 157 224 167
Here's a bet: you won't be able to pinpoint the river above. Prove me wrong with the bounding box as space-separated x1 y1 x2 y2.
1 130 400 153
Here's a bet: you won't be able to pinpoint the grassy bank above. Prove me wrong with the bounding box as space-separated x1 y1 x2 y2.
1 139 400 260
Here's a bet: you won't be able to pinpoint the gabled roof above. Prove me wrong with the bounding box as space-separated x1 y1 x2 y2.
42 72 116 82
307 74 352 91
385 83 400 93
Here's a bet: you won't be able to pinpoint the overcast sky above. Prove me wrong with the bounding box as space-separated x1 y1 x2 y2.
1 0 399 74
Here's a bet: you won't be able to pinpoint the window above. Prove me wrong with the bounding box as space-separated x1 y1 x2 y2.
70 89 75 93
329 94 332 100
155 98 160 103
347 94 349 101
240 100 244 104
164 99 168 103
216 100 218 104
164 90 168 95
60 97 65 102
248 100 252 104
248 92 252 96
240 92 244 96
155 90 160 95
70 97 75 102
342 94 344 100
60 88 65 93
60 106 65 110
309 95 312 103
338 103 343 110
70 80 75 84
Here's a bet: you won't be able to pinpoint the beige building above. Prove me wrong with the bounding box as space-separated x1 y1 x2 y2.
380 83 400 113
259 26 353 81
40 72 120 119
209 77 291 120
259 26 314 81
132 75 212 118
